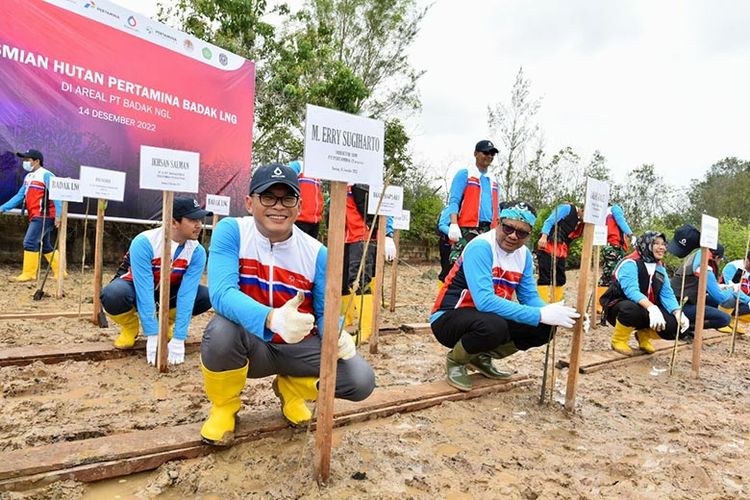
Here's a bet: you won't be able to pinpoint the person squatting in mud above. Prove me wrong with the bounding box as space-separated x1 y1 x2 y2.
198 163 375 445
430 201 580 391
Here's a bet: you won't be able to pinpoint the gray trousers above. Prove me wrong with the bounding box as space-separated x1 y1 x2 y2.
201 315 375 401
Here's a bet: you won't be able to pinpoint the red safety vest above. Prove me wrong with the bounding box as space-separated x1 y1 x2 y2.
297 174 323 224
605 209 628 249
23 167 56 220
345 186 368 244
457 173 498 228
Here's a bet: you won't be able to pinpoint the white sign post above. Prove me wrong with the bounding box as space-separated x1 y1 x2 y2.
699 214 719 250
692 214 720 377
389 210 410 312
140 145 200 373
49 178 83 298
565 178 610 412
79 166 127 327
304 104 384 484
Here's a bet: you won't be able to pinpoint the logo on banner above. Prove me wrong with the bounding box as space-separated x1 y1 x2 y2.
219 54 228 66
127 16 137 27
183 39 194 52
202 47 213 60
84 1 96 8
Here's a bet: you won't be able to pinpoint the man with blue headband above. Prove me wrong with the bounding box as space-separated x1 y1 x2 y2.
430 201 580 391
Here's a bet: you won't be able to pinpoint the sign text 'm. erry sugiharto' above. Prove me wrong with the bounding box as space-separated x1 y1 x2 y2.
310 124 380 152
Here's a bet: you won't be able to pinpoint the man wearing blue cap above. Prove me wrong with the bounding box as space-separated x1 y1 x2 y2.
430 201 580 391
0 149 63 282
100 197 213 364
199 163 375 445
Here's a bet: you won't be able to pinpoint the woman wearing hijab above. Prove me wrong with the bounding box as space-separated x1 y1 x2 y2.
600 231 690 355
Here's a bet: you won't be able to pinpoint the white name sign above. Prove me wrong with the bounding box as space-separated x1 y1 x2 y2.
367 185 404 217
393 209 411 231
593 224 607 246
79 166 126 202
140 145 200 193
206 194 231 216
583 177 610 225
49 177 82 203
700 214 719 250
303 104 384 186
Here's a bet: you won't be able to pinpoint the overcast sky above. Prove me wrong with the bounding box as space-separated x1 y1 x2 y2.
113 0 750 189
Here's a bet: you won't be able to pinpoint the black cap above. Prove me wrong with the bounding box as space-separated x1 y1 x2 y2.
173 197 213 220
249 163 300 196
475 140 499 154
16 149 43 165
713 243 724 259
667 224 700 258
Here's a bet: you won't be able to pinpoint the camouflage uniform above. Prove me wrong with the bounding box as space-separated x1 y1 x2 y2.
599 244 626 287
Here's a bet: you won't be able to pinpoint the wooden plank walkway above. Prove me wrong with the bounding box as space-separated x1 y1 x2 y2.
0 374 532 492
556 331 731 374
0 311 93 321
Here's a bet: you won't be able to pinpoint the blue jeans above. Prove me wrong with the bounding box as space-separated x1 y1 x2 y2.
23 217 55 252
100 277 212 316
682 303 731 330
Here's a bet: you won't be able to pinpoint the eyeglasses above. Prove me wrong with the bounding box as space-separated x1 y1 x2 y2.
255 193 299 208
480 151 496 157
500 223 531 239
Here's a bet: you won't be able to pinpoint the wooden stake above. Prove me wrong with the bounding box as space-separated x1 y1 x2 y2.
691 247 710 378
369 217 387 354
314 181 347 484
590 246 600 328
55 201 68 299
92 199 105 325
388 230 400 312
157 192 174 373
212 213 219 230
564 223 595 412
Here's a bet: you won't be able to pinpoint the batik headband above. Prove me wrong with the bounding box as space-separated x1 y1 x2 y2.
499 202 536 226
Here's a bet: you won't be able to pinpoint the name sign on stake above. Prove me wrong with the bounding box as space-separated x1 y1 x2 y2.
80 166 126 201
303 104 384 186
700 214 719 250
583 177 610 225
393 210 411 231
593 224 607 246
49 177 83 203
367 185 404 217
140 145 200 193
206 194 231 216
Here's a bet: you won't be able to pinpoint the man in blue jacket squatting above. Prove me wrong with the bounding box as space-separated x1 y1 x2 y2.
430 201 580 391
199 163 375 445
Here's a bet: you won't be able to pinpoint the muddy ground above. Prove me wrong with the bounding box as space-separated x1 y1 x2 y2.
0 259 749 499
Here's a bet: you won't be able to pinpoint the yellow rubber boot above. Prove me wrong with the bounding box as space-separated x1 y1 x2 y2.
611 320 634 355
341 293 355 327
12 251 39 282
168 308 177 340
354 293 374 342
200 361 249 444
44 251 68 279
110 308 141 349
554 286 565 302
635 328 661 354
272 375 318 426
595 286 607 314
718 307 745 334
537 285 553 303
437 280 444 292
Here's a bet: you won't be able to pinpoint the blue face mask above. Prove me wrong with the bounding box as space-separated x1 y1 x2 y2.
22 160 33 172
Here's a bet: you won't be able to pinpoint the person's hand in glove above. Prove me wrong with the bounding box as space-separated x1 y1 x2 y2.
630 234 637 246
384 236 397 262
448 223 462 242
167 338 185 365
539 301 580 328
674 310 690 333
583 313 591 334
268 291 314 344
146 335 157 366
647 305 666 331
337 330 357 360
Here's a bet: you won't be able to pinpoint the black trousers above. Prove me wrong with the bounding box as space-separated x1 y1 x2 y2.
605 300 679 340
341 241 376 295
536 250 567 286
295 221 320 240
438 233 453 282
431 308 554 354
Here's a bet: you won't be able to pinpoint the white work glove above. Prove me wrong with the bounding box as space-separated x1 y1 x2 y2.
146 335 158 366
337 330 357 360
384 236 397 262
167 338 185 365
448 223 462 242
539 301 580 328
269 291 314 344
721 283 741 293
583 313 591 334
647 305 666 332
630 234 637 246
675 311 690 334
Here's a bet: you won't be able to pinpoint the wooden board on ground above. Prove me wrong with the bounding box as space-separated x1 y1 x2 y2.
401 323 431 334
0 339 201 367
0 374 532 491
0 310 94 321
556 331 730 374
